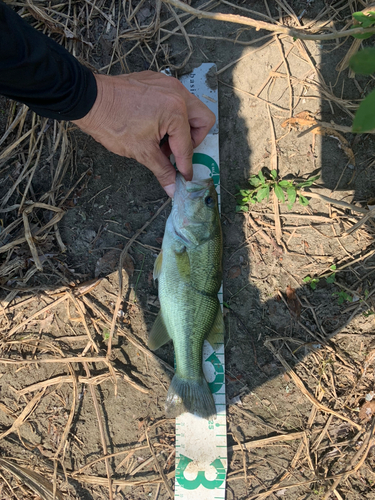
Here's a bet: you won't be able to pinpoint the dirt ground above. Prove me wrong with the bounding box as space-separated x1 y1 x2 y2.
1 1 375 499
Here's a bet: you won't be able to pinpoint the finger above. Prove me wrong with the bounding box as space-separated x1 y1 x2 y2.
188 109 216 148
190 124 212 149
164 183 175 198
143 145 177 196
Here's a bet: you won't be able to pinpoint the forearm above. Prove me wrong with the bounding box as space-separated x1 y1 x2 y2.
0 0 97 120
0 1 216 195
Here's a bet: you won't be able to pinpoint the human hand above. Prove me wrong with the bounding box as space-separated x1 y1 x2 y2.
72 71 216 197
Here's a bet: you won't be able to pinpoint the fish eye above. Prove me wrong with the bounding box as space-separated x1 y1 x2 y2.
205 195 214 207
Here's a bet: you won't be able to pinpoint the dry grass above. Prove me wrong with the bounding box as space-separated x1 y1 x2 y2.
1 0 375 499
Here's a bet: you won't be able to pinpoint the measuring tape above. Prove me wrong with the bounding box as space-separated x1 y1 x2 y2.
174 63 227 500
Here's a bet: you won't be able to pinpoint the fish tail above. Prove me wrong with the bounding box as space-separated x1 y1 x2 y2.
165 374 216 419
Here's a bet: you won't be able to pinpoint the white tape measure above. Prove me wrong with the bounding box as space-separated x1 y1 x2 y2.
174 63 227 500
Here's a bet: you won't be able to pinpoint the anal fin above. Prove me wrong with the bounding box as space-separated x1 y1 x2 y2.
148 310 171 350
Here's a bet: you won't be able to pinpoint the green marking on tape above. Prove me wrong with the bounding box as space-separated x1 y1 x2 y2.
205 352 224 394
176 454 226 490
192 152 219 178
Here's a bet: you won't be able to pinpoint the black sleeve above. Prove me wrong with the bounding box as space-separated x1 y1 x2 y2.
0 0 97 120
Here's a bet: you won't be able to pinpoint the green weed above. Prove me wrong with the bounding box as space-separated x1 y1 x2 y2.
349 11 375 133
303 276 320 290
303 266 337 290
326 265 336 284
236 170 319 212
351 11 375 39
363 310 375 317
333 290 353 305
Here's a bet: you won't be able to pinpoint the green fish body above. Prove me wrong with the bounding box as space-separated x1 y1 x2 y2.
148 174 224 419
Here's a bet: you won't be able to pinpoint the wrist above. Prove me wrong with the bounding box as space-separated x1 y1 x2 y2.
72 74 110 133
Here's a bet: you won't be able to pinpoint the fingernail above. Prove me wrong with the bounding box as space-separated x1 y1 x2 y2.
164 183 175 198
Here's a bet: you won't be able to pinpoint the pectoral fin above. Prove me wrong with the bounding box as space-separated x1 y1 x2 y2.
153 251 163 280
175 249 190 281
206 305 225 349
148 310 171 350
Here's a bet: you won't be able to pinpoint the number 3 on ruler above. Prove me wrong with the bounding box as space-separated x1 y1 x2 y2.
176 455 226 490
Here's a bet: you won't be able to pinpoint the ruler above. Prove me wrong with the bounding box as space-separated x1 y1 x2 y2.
174 63 227 500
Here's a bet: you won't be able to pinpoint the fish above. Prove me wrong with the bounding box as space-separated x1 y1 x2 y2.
148 173 224 419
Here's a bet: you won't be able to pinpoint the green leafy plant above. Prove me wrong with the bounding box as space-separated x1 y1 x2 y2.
351 11 375 39
334 290 353 305
325 264 337 284
349 8 375 134
349 47 375 132
350 48 375 74
303 276 320 290
325 274 336 284
312 487 325 496
348 11 375 132
304 266 337 290
363 310 375 317
236 170 319 212
103 328 110 340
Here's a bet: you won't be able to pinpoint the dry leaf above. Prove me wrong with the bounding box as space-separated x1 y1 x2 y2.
95 247 134 278
38 313 54 333
359 400 375 421
228 265 241 279
95 248 120 277
123 253 135 277
281 110 316 129
137 418 145 430
286 285 301 320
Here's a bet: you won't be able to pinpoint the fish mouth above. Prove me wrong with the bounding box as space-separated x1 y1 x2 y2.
172 218 191 246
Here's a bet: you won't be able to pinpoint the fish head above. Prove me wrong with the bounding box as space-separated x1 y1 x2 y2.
171 173 220 247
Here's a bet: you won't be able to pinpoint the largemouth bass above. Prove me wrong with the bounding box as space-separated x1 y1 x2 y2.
148 173 224 419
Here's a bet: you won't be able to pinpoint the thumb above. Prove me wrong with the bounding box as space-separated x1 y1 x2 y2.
144 146 177 197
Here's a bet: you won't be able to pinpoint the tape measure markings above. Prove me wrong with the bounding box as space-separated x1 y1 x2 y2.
174 63 227 500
